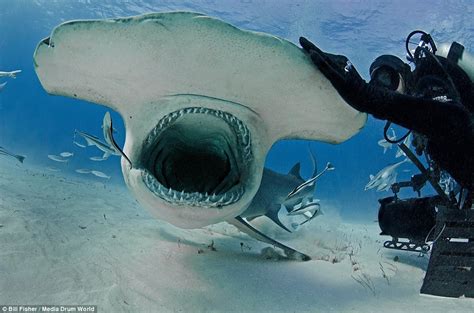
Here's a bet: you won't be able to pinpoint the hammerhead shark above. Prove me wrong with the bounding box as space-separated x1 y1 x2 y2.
33 12 366 259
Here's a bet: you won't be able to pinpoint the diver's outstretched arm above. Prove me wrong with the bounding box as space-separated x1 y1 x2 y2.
299 37 472 141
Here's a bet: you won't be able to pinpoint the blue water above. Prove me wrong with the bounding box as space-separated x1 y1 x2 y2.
0 0 472 221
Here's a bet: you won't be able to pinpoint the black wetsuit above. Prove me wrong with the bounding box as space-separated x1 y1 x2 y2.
299 37 474 193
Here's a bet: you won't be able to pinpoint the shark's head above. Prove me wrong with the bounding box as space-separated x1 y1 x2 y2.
121 97 268 228
33 12 366 228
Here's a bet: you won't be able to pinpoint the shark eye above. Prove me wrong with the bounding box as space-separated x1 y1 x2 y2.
141 107 252 207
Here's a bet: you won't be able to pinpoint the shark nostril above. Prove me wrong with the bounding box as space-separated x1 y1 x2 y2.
41 36 53 47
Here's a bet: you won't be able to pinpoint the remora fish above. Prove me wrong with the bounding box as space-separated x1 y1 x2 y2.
74 130 119 159
377 128 396 154
286 162 335 200
47 154 68 162
0 146 26 163
103 112 132 167
365 158 408 191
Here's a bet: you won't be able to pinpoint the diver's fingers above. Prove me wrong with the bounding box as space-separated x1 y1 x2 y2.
309 50 346 87
300 37 344 71
299 36 320 53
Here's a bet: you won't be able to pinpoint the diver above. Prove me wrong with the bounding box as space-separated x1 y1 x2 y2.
300 32 474 298
299 33 473 207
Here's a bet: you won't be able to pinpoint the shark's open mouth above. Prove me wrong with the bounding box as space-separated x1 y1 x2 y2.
140 107 252 208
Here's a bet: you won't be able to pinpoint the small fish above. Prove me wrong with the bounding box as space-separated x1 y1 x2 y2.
0 145 26 163
377 128 396 154
91 170 111 179
365 159 408 191
286 162 335 200
74 129 118 157
75 169 92 174
60 152 74 158
48 154 68 162
46 166 61 172
0 82 7 92
73 141 86 148
90 156 107 161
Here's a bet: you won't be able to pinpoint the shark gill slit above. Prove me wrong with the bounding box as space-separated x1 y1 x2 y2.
141 107 253 207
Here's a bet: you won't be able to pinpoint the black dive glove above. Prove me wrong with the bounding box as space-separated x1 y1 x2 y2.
299 36 373 113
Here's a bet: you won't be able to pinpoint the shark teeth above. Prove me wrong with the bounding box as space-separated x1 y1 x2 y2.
145 107 252 164
142 169 245 208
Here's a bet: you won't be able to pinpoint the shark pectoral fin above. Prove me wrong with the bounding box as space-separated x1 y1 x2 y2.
230 216 311 261
264 204 292 233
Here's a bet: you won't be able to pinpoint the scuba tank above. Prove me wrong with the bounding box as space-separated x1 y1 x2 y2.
437 42 474 82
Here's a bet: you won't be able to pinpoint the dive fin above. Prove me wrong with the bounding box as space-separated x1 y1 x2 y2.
230 216 311 261
264 204 292 233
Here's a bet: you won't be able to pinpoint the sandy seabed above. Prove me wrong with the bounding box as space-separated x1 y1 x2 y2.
0 158 473 313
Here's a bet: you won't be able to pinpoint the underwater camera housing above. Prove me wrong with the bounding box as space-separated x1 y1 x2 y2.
378 196 440 252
